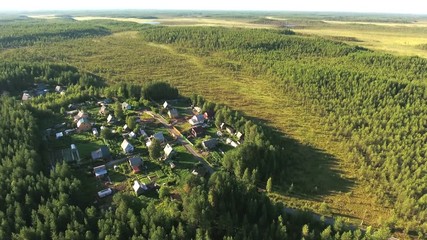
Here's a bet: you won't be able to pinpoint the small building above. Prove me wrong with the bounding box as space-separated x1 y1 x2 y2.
123 124 129 131
193 106 202 113
226 126 235 135
121 139 134 153
107 114 115 124
93 165 107 177
65 129 76 135
68 103 77 110
129 156 143 173
168 108 179 119
98 188 113 198
77 118 91 132
56 132 64 139
169 162 176 169
189 114 205 126
163 101 170 109
99 105 108 115
122 102 131 110
191 126 205 138
202 138 218 150
91 146 111 160
92 128 99 136
164 144 175 159
22 92 32 101
152 132 165 142
226 138 238 148
139 129 148 139
236 131 244 141
74 110 88 122
133 180 148 196
70 144 81 162
55 85 64 93
129 131 136 139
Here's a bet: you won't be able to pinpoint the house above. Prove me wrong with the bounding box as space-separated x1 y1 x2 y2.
93 165 107 177
122 102 131 110
133 180 148 196
152 132 165 142
77 118 91 132
107 114 115 124
121 139 134 153
98 188 113 198
129 131 136 139
74 110 88 122
55 85 64 92
163 101 170 109
191 126 205 138
168 108 179 119
129 156 143 173
202 138 218 150
92 128 99 136
164 144 175 159
22 92 32 101
123 124 129 131
139 129 148 139
189 114 205 126
91 146 111 160
203 110 215 120
236 131 244 141
99 105 108 115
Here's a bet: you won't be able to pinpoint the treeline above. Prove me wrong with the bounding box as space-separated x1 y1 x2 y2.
141 26 365 57
0 61 104 93
142 26 427 234
0 18 111 49
105 81 179 101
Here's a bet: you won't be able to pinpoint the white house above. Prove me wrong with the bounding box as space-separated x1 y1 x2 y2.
121 139 134 153
164 144 175 159
188 114 205 126
122 102 131 110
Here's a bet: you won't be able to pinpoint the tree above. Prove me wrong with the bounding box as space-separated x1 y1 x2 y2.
126 116 136 130
266 177 273 193
148 138 161 160
100 127 113 140
114 102 124 120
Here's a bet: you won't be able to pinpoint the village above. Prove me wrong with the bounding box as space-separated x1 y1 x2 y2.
34 83 245 204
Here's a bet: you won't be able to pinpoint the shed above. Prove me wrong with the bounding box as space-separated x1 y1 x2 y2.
129 131 136 139
98 188 113 198
74 110 88 122
93 165 107 177
55 85 64 92
236 131 244 141
99 105 108 115
164 144 175 158
121 139 134 153
163 101 170 109
139 129 148 139
204 110 215 120
107 114 114 124
22 92 32 101
56 132 64 139
92 128 99 136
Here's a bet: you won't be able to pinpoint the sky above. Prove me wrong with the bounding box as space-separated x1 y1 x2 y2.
0 0 426 15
